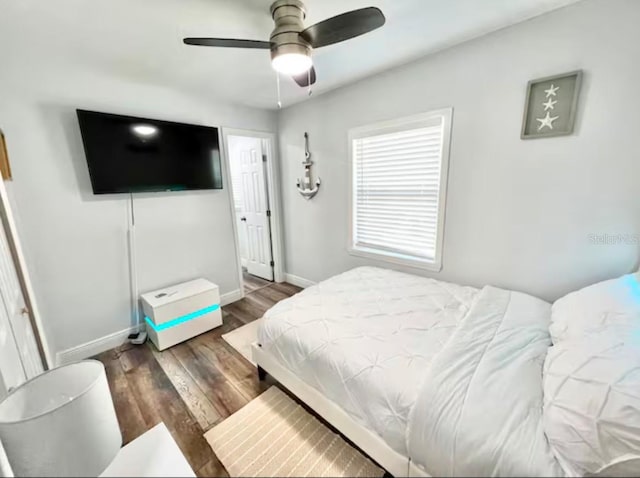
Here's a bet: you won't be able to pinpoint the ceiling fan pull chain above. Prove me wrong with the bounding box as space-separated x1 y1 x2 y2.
276 72 282 109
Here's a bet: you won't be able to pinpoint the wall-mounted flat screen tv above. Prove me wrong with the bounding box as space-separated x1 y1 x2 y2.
77 110 223 194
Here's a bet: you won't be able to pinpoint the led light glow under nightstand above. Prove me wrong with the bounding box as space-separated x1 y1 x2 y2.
144 303 220 332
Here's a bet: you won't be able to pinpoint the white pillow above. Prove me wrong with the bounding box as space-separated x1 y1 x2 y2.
543 273 640 476
550 273 640 343
543 335 640 477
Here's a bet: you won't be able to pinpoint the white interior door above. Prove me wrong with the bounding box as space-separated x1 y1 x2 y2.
229 147 249 267
229 135 274 281
0 215 42 383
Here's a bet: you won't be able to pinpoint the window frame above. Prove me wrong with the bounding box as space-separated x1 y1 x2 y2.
347 108 453 272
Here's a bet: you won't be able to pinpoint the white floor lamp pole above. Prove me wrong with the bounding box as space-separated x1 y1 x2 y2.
128 192 146 345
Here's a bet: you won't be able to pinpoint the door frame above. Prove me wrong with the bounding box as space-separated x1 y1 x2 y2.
221 128 284 297
0 175 51 370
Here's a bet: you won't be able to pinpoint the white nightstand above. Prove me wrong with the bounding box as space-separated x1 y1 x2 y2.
141 279 223 351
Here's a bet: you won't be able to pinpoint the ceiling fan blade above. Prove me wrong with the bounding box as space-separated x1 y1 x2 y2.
300 7 385 49
292 66 317 88
183 38 272 49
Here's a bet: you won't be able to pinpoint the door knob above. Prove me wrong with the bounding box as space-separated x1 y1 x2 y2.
240 217 247 222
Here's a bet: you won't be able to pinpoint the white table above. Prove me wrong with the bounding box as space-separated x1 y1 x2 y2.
101 423 195 477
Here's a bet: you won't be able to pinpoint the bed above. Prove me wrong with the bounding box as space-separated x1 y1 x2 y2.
252 266 640 477
255 266 479 475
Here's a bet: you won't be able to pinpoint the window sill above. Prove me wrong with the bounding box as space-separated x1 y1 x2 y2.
347 246 442 272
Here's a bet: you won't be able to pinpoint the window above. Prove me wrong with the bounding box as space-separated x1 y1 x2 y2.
349 109 452 271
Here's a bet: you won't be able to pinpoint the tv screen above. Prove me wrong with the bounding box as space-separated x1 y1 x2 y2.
77 110 223 194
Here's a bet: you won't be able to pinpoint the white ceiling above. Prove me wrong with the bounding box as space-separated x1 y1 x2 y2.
1 0 582 109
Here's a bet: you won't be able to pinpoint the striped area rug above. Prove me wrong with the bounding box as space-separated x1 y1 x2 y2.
204 387 384 477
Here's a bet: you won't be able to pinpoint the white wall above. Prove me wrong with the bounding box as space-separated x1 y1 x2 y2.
0 68 276 359
3 0 639 360
278 0 640 302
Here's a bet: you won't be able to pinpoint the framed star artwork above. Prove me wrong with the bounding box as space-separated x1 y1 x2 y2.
521 70 582 139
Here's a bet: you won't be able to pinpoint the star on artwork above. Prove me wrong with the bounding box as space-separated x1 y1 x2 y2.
536 111 560 131
544 84 560 97
542 98 558 111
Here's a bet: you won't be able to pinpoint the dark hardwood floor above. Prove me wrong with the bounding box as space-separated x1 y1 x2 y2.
95 280 302 477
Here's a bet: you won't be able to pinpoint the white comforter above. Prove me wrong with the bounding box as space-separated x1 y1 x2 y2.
407 285 563 476
258 267 563 475
258 266 479 455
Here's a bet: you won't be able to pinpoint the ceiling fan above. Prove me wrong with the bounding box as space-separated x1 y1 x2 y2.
183 0 386 88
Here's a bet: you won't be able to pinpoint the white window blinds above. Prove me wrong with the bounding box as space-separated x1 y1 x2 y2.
350 110 452 269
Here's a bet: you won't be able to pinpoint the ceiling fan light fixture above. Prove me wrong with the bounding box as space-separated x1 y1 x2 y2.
272 52 312 75
184 0 387 91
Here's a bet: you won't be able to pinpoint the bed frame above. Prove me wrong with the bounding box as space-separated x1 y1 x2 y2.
252 342 430 478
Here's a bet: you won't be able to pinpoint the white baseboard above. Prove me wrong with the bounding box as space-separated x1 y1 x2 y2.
284 273 316 289
57 289 243 365
221 288 243 305
56 325 139 366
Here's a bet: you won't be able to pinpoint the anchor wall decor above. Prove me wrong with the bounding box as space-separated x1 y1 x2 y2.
296 132 321 200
